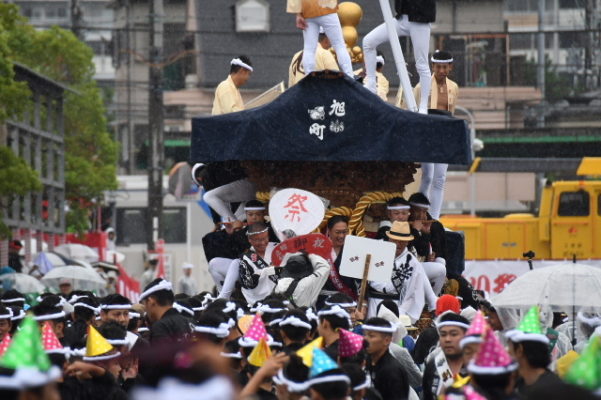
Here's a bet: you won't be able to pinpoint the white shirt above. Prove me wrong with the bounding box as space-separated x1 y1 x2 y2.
274 254 331 307
240 243 277 305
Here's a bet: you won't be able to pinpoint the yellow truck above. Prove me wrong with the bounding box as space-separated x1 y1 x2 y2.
440 159 601 260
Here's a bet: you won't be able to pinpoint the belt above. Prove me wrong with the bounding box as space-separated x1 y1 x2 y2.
368 290 399 300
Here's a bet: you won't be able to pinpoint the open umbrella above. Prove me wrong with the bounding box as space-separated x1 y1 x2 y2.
42 265 105 292
46 252 69 267
0 273 45 294
54 244 99 263
491 263 601 313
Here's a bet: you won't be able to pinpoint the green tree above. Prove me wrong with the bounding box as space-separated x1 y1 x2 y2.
0 147 42 238
0 3 118 233
524 56 572 102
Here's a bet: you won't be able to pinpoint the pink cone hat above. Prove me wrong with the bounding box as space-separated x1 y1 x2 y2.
244 313 268 341
337 328 364 358
468 328 517 375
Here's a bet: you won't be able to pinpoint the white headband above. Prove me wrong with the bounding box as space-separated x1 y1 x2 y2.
362 323 396 333
194 322 231 338
220 351 243 359
244 206 265 211
83 351 121 362
353 374 371 391
99 304 133 310
246 228 269 236
317 305 350 320
222 301 237 314
137 327 149 333
278 316 312 330
11 308 25 321
467 359 518 375
73 303 100 313
308 374 351 386
33 311 66 321
251 304 285 314
238 334 274 348
129 312 141 319
436 321 470 330
410 202 430 209
431 56 453 63
2 297 25 304
507 331 550 345
387 205 410 210
68 295 87 304
376 55 385 65
0 309 13 319
273 370 309 393
325 299 357 308
107 339 128 346
173 302 194 317
139 280 173 301
46 346 71 355
460 335 484 348
231 58 253 72
306 308 319 322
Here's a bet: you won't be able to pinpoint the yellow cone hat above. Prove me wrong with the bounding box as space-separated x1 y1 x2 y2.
85 325 114 357
296 336 324 367
247 337 272 367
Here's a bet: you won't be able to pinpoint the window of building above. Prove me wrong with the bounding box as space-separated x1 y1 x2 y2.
557 190 590 217
598 194 601 216
559 0 580 9
116 207 187 245
559 31 587 49
235 0 270 32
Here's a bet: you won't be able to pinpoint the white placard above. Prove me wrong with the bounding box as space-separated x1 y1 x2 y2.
269 188 325 241
339 235 396 282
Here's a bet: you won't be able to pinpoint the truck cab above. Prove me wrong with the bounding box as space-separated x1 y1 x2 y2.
546 181 601 259
440 180 601 260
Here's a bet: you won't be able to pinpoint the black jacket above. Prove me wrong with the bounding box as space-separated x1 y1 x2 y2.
149 308 191 344
60 372 128 400
395 0 436 23
368 351 410 400
200 161 246 191
202 223 279 262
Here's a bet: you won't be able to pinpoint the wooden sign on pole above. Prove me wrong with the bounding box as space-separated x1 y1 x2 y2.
340 235 396 308
358 254 372 311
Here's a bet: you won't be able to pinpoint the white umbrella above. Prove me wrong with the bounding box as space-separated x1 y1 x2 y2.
0 273 45 294
55 244 99 263
491 262 601 313
42 265 106 292
46 252 67 267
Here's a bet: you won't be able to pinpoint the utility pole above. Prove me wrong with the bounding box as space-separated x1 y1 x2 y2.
536 0 546 127
147 0 164 250
70 0 84 40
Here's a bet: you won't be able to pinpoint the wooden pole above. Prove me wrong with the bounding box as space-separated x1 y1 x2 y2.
357 254 372 310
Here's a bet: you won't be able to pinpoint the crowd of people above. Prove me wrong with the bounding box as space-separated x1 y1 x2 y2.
1 190 600 400
1 1 599 399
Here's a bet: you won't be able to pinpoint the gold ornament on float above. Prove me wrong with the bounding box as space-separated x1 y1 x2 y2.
333 2 364 63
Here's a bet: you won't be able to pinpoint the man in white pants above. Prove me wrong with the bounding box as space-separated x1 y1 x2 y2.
362 0 436 114
286 0 353 78
416 50 459 219
191 162 256 223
